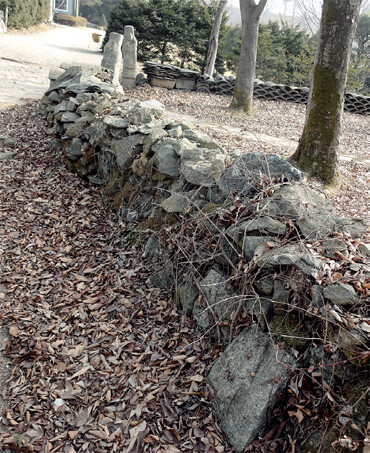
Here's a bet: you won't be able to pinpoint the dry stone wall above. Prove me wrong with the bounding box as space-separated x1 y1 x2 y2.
41 64 369 452
140 61 370 116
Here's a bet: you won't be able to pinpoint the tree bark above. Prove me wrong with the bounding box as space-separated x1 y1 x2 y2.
230 0 267 114
291 0 362 186
204 0 228 77
161 42 167 64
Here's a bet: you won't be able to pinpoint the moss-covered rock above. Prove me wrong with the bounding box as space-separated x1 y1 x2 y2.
269 313 310 351
121 181 139 204
103 177 121 198
136 214 165 232
81 145 95 167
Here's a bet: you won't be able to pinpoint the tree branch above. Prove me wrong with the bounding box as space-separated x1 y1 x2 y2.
255 0 268 16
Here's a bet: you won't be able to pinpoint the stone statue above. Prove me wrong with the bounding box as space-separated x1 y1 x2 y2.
101 32 123 85
121 25 137 89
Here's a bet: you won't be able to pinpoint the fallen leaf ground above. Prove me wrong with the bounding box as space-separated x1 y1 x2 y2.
0 92 368 452
0 102 228 452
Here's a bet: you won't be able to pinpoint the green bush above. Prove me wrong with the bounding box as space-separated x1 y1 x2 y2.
105 0 221 71
80 0 119 25
55 14 87 28
0 0 50 28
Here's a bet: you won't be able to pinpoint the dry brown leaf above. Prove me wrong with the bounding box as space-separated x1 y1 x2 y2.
74 408 90 427
127 420 147 453
8 325 20 336
68 430 79 440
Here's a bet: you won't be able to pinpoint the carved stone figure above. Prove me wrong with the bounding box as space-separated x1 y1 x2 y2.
101 32 123 84
121 25 137 89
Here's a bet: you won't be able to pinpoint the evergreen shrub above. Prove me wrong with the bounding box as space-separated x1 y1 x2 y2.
0 0 50 28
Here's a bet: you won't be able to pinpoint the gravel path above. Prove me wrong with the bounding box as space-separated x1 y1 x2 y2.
0 59 48 109
0 24 104 109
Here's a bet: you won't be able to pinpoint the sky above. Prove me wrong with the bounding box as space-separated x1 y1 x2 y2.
227 0 325 29
229 0 368 15
229 0 321 16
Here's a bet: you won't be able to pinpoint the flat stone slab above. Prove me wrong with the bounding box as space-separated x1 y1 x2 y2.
175 78 196 90
0 151 16 161
150 77 176 89
209 325 295 452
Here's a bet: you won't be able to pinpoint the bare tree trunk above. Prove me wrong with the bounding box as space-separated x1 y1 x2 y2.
49 0 54 22
161 42 167 64
230 0 267 114
204 0 228 77
291 0 362 186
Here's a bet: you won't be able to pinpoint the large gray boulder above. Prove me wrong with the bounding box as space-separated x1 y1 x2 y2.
218 153 304 196
160 190 197 213
152 139 181 177
129 100 165 125
183 129 225 152
111 135 143 170
103 115 130 129
260 184 367 239
323 282 360 306
193 268 240 341
227 216 287 243
256 243 323 277
181 147 227 187
209 324 295 452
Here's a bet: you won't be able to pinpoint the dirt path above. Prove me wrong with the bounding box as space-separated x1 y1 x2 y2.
0 24 104 109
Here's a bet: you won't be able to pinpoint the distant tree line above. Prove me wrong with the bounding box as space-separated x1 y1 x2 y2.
103 0 225 71
104 0 369 94
0 0 50 28
0 0 368 94
79 0 120 28
223 13 369 93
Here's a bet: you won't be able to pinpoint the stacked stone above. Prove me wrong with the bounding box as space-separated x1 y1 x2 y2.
345 91 370 114
41 64 125 175
142 61 177 86
142 61 199 90
253 80 308 104
41 66 369 453
195 74 211 93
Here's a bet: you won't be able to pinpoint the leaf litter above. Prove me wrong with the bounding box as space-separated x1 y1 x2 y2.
0 102 227 452
0 93 368 452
